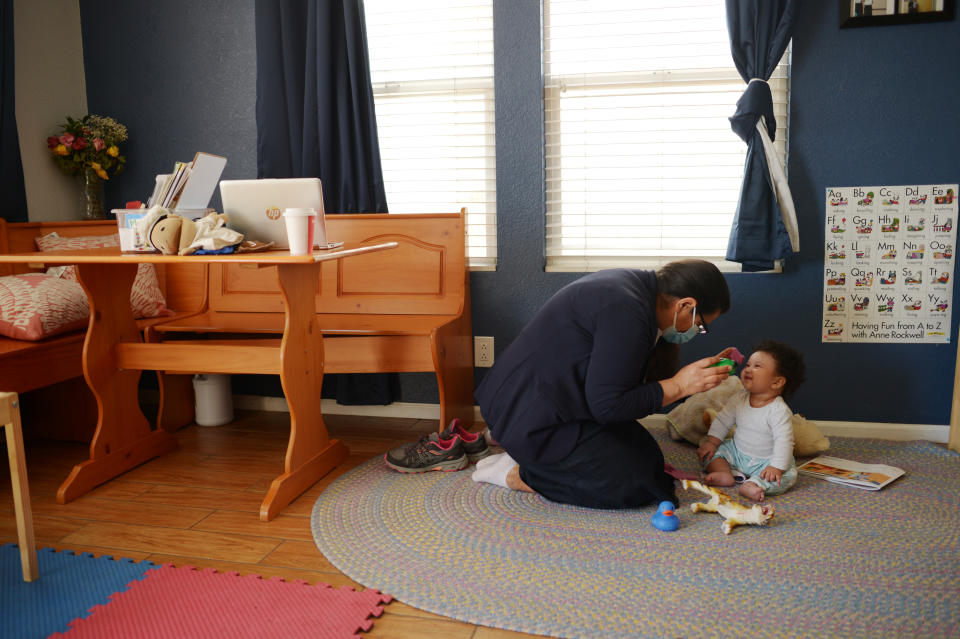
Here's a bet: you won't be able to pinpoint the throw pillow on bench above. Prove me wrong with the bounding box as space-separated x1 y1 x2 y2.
0 233 172 342
0 273 89 340
36 232 172 321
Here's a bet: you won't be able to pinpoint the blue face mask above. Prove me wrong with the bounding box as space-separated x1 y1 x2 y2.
661 306 699 344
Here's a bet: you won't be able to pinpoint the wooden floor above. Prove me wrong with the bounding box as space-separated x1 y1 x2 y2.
0 409 538 639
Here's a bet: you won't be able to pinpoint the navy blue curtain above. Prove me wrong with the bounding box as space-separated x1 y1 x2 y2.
0 0 27 223
255 0 387 212
255 0 397 405
725 0 798 272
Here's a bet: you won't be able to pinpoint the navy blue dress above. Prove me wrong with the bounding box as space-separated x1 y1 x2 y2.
475 269 676 508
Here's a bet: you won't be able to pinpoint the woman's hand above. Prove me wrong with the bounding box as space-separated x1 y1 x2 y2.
659 355 730 405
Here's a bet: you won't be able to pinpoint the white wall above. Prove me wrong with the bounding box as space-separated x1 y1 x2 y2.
14 0 87 222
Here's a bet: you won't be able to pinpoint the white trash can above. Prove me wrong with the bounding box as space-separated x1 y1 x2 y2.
192 374 234 426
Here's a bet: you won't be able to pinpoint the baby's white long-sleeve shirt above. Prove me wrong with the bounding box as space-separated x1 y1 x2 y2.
707 390 794 470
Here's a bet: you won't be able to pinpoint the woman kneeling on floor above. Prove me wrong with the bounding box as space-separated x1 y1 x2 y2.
472 259 735 509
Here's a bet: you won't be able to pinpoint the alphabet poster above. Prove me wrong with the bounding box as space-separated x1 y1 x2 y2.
822 184 957 343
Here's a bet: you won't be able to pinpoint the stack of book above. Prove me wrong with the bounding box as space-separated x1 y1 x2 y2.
146 152 227 213
149 161 192 209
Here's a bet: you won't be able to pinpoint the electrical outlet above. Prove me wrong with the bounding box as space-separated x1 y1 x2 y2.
474 336 495 367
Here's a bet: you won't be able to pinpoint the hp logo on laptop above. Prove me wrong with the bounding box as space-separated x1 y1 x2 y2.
266 207 281 220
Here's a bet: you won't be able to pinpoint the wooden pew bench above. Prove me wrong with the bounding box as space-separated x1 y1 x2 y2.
0 219 205 437
149 212 475 429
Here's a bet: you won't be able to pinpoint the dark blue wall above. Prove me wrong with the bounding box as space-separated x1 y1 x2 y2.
77 1 960 425
79 0 257 213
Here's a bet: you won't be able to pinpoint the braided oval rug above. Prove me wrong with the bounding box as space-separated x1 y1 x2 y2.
311 424 960 639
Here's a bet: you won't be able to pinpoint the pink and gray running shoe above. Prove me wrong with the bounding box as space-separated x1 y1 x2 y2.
384 433 468 473
440 418 492 462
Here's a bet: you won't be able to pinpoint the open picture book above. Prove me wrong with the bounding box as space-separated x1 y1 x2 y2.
797 455 905 490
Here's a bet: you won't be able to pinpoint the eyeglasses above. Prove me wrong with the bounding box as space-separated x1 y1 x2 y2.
693 307 709 334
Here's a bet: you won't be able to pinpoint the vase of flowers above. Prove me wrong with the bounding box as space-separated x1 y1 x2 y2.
47 114 128 220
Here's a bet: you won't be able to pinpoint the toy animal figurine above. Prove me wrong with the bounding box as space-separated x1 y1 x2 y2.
134 206 243 255
148 210 243 255
681 480 774 535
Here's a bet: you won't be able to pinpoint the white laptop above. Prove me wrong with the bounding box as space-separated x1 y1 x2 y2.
219 178 326 249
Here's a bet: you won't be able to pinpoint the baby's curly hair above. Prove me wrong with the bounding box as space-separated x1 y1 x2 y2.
753 339 806 401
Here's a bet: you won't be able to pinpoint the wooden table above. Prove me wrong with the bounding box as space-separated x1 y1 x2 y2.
0 243 397 520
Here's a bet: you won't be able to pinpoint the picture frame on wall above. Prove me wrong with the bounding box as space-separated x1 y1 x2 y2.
840 0 955 27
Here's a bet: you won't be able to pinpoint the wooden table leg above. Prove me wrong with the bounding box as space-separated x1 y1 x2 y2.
143 327 196 433
259 262 347 521
57 263 177 504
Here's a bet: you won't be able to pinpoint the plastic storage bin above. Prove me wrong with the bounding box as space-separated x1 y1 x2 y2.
192 374 234 426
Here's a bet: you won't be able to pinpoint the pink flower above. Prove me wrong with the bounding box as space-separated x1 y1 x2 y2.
73 137 88 150
46 136 60 149
59 133 75 148
93 137 105 151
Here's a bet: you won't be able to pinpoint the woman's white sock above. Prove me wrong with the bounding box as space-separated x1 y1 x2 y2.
470 452 517 488
475 453 501 470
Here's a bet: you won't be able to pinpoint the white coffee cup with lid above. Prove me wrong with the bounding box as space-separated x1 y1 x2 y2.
283 208 317 255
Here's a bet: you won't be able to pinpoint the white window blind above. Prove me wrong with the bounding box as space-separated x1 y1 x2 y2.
363 0 496 269
544 0 790 272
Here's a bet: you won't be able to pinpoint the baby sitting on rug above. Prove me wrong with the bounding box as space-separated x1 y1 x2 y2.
697 339 806 502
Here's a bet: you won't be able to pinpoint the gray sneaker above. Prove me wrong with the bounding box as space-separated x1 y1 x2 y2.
384 433 468 473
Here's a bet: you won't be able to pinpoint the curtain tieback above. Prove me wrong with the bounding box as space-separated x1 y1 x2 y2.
730 79 775 142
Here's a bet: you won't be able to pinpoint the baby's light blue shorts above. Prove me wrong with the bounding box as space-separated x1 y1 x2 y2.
706 439 797 495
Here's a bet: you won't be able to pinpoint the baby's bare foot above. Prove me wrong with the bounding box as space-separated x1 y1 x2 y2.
703 472 735 487
739 482 765 502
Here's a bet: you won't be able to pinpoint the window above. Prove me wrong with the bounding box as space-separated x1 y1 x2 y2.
544 0 790 271
364 0 496 269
